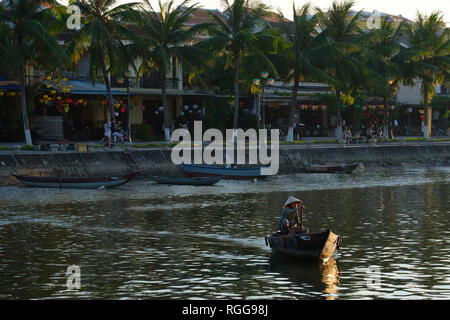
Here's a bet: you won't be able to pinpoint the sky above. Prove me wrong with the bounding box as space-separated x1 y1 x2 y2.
59 0 450 24
194 0 450 23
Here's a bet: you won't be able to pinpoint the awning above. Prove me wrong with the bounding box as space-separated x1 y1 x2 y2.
65 80 127 96
0 76 21 91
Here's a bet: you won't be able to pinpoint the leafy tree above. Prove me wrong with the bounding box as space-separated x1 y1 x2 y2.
67 0 140 121
0 0 68 144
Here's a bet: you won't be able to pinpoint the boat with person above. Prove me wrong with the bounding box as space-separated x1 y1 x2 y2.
265 229 342 260
305 162 364 174
178 163 266 179
151 175 222 186
11 172 137 189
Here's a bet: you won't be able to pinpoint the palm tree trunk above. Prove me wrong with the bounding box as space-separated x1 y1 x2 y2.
161 74 170 141
99 53 114 120
18 39 32 145
232 51 240 131
335 91 343 140
423 82 431 139
287 69 299 142
383 97 388 140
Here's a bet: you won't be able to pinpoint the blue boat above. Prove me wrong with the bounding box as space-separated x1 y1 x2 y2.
178 164 266 179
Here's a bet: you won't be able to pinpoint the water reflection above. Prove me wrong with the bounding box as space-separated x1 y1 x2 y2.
0 167 449 299
268 254 341 300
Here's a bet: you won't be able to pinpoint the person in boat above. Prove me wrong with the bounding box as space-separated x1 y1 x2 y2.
279 196 308 235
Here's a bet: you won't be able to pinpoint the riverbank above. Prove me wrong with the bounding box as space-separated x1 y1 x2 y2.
1 141 449 186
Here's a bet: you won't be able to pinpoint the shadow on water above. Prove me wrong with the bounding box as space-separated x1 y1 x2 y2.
267 253 341 300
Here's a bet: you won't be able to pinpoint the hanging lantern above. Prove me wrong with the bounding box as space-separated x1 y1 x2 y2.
362 106 367 111
83 100 88 106
189 110 193 114
193 104 198 110
321 105 327 111
154 111 159 115
103 99 108 105
63 77 68 82
114 103 120 109
43 94 48 99
39 98 44 103
66 98 72 104
64 106 69 113
408 107 413 113
184 105 189 110
308 104 313 110
158 106 164 112
57 96 62 100
50 90 56 95
180 111 184 116
391 105 395 110
46 84 51 89
120 107 126 113
78 99 83 104
0 91 4 96
46 76 52 81
68 85 73 89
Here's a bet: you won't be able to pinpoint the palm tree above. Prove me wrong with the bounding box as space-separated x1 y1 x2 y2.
201 0 274 131
67 0 140 121
135 0 209 141
0 0 68 145
363 20 406 139
401 11 449 138
278 2 334 141
317 0 364 139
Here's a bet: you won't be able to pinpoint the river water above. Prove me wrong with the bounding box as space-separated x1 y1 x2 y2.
0 166 449 300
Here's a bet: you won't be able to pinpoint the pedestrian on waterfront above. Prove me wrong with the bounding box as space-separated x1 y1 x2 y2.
279 196 307 235
112 119 124 144
104 119 112 147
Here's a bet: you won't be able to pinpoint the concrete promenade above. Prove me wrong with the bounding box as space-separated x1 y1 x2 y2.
0 136 449 186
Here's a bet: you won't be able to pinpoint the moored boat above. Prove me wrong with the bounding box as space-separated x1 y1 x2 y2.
305 162 364 174
179 163 266 179
151 175 222 186
11 172 137 189
265 229 342 260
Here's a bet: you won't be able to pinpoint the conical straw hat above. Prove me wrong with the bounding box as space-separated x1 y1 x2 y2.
284 196 302 207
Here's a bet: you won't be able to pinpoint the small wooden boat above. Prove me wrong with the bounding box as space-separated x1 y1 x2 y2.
12 172 137 189
151 175 222 186
265 229 342 260
179 163 266 180
305 162 364 174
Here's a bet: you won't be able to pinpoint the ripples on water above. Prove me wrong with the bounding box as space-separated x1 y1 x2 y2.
0 166 449 299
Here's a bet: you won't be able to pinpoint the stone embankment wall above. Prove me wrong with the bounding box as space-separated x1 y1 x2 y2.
0 143 449 185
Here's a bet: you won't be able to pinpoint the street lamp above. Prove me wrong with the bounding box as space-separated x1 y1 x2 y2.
254 71 274 129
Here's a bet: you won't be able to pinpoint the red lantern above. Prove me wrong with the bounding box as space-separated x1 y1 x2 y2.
66 98 72 104
120 107 126 113
420 114 425 121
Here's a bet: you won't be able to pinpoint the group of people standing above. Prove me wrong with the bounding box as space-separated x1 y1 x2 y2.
103 118 124 146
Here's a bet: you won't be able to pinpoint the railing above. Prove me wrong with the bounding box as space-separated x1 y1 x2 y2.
31 116 64 140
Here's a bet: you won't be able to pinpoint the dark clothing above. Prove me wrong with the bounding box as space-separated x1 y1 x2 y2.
279 206 302 234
